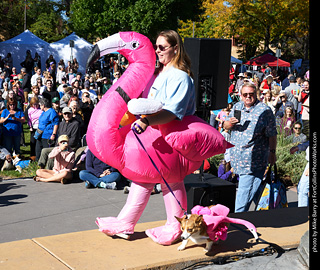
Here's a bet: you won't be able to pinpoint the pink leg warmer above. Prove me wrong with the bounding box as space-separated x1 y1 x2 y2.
145 181 187 245
96 181 154 235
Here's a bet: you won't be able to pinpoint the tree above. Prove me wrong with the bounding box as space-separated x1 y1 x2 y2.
69 0 202 42
0 0 69 42
178 0 309 60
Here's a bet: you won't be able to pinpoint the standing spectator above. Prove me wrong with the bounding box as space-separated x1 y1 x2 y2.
9 67 18 84
27 97 42 160
215 104 232 132
56 65 66 85
112 71 121 84
235 73 244 92
21 68 32 106
284 75 300 116
298 80 309 139
263 90 276 114
42 80 60 107
35 98 59 160
229 65 235 83
31 68 43 86
0 98 25 155
223 83 277 212
34 52 41 70
79 148 120 189
45 55 56 70
35 135 75 184
20 50 34 75
4 53 13 70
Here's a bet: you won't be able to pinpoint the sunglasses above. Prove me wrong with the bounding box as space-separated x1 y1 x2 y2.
242 93 255 97
153 44 172 51
60 141 68 145
294 127 301 130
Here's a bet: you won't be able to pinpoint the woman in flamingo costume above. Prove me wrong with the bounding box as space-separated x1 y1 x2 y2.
86 30 232 245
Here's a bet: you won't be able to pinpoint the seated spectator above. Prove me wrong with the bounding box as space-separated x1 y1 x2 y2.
0 145 13 170
217 158 239 183
35 135 75 184
35 98 59 160
38 106 81 169
287 122 307 145
279 106 295 136
0 97 25 155
79 148 120 189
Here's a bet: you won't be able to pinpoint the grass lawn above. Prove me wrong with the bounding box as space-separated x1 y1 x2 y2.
0 123 38 179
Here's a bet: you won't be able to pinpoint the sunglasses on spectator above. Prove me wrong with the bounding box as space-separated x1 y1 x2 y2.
242 93 255 97
294 127 301 130
153 44 173 51
60 141 68 145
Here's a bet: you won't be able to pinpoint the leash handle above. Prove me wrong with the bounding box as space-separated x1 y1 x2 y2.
131 126 187 215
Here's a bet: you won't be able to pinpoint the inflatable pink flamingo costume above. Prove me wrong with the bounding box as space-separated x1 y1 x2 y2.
86 32 232 245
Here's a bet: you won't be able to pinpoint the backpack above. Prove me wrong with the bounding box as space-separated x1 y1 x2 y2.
255 164 288 211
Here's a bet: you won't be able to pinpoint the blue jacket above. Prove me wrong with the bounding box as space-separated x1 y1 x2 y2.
38 108 59 139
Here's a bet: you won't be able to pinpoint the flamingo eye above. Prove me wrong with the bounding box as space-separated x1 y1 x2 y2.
131 41 139 50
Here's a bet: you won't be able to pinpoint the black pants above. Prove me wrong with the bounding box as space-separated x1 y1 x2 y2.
35 138 50 161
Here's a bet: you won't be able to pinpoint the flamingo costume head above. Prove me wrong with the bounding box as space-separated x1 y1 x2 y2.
86 32 232 184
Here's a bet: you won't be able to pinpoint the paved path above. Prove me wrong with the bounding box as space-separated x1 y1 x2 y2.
0 177 309 269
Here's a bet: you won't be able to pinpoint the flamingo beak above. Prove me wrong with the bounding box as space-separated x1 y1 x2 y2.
86 33 125 72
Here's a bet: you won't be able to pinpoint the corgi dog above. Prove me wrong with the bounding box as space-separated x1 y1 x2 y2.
175 214 214 252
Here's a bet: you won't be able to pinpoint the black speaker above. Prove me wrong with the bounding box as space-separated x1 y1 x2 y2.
184 173 236 213
69 40 75 48
184 38 231 111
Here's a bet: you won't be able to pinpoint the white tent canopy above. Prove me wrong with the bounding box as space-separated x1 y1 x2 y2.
49 32 93 74
0 29 49 72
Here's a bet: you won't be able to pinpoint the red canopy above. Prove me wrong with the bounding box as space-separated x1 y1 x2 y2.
244 54 290 67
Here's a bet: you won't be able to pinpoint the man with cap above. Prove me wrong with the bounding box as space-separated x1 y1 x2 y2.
235 73 244 92
35 134 75 184
284 75 300 116
52 97 62 120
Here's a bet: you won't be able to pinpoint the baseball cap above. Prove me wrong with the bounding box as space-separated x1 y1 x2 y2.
52 97 60 103
58 135 69 143
62 107 72 114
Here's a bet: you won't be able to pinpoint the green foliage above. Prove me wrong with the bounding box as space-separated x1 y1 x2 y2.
69 0 202 41
0 0 69 42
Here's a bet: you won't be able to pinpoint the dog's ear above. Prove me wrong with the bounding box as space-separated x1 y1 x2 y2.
175 216 183 223
195 215 203 224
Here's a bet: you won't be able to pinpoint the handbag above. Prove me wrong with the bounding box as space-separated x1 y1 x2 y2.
255 164 288 211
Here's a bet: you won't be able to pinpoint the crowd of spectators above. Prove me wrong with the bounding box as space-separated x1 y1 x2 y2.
0 51 128 190
0 50 310 207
